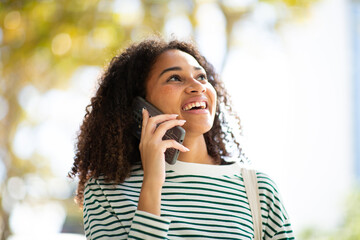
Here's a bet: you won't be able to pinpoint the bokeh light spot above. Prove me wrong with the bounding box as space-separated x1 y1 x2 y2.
2 187 15 214
12 124 36 160
51 33 72 55
0 28 3 44
4 11 21 30
18 85 40 112
222 0 256 10
164 15 193 39
9 202 66 234
112 0 143 26
48 178 72 200
0 95 9 120
7 177 26 200
25 174 48 199
168 0 193 14
131 25 154 41
69 66 100 97
88 27 115 49
0 157 6 184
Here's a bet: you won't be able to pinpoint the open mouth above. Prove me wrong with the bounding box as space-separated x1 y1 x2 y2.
182 101 207 111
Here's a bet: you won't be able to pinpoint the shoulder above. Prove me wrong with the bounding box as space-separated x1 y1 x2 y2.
83 176 110 206
256 171 281 196
84 164 144 198
85 164 144 186
240 167 284 208
254 170 290 220
239 165 279 192
253 171 294 238
255 171 284 206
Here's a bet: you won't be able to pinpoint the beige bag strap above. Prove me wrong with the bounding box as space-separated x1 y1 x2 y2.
241 168 262 240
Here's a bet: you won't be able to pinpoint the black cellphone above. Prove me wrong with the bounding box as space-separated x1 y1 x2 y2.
132 96 186 165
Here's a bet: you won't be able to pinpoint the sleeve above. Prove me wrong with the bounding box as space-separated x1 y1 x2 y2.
256 173 295 240
128 210 171 239
83 178 171 240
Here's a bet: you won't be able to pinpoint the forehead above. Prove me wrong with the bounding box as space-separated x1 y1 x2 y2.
152 49 203 70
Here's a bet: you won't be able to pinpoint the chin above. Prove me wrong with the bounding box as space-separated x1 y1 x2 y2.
184 122 213 135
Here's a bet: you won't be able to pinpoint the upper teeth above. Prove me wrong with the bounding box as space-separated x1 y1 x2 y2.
183 102 207 111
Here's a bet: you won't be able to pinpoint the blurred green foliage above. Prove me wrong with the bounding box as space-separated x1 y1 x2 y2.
0 0 316 239
299 186 360 240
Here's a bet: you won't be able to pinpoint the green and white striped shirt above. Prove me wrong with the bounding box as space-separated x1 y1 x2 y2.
83 160 294 239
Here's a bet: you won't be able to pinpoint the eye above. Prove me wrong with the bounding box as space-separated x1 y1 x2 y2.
167 75 182 82
197 74 207 81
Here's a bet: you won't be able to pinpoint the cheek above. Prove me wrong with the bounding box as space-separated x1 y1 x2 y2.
158 87 181 109
152 86 180 102
208 85 217 107
147 85 172 101
160 86 178 95
148 86 180 111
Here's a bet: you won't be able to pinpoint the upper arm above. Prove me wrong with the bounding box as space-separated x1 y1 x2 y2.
256 173 295 240
83 179 128 240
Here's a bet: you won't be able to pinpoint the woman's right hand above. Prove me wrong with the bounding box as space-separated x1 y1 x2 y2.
139 108 189 185
137 108 189 216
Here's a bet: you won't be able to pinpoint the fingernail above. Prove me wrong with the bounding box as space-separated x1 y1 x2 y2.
142 107 146 113
185 147 190 151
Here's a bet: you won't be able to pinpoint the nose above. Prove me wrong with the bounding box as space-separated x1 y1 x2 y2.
185 79 206 94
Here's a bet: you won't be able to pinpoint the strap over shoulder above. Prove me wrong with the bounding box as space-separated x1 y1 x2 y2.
241 168 262 240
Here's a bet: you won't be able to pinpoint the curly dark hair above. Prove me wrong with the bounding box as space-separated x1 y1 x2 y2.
69 36 242 206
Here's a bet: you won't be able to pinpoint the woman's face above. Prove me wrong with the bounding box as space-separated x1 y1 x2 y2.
145 49 217 136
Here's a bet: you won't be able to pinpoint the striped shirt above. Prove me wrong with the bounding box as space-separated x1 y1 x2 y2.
83 160 294 239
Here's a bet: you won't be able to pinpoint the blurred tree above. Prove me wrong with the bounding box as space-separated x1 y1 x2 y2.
332 187 360 239
0 0 315 239
299 187 360 240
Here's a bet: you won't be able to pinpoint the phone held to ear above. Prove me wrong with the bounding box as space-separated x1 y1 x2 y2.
132 96 186 165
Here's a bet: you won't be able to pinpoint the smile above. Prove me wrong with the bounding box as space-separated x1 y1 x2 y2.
182 101 207 111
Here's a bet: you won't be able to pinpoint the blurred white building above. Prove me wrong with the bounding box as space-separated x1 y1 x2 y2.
220 0 357 233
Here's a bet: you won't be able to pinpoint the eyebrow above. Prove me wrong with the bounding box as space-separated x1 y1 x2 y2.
159 66 203 78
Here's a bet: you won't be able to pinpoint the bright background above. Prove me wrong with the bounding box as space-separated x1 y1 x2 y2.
1 0 359 239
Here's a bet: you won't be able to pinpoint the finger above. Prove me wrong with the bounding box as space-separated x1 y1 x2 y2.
145 113 179 136
147 113 179 125
141 108 149 142
162 140 190 152
153 119 186 139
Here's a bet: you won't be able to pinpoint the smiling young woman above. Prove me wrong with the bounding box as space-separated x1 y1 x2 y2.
69 37 294 240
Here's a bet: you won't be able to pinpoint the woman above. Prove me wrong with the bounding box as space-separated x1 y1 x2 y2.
70 37 294 239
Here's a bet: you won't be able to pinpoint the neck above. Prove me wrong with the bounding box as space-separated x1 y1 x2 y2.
177 133 217 165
